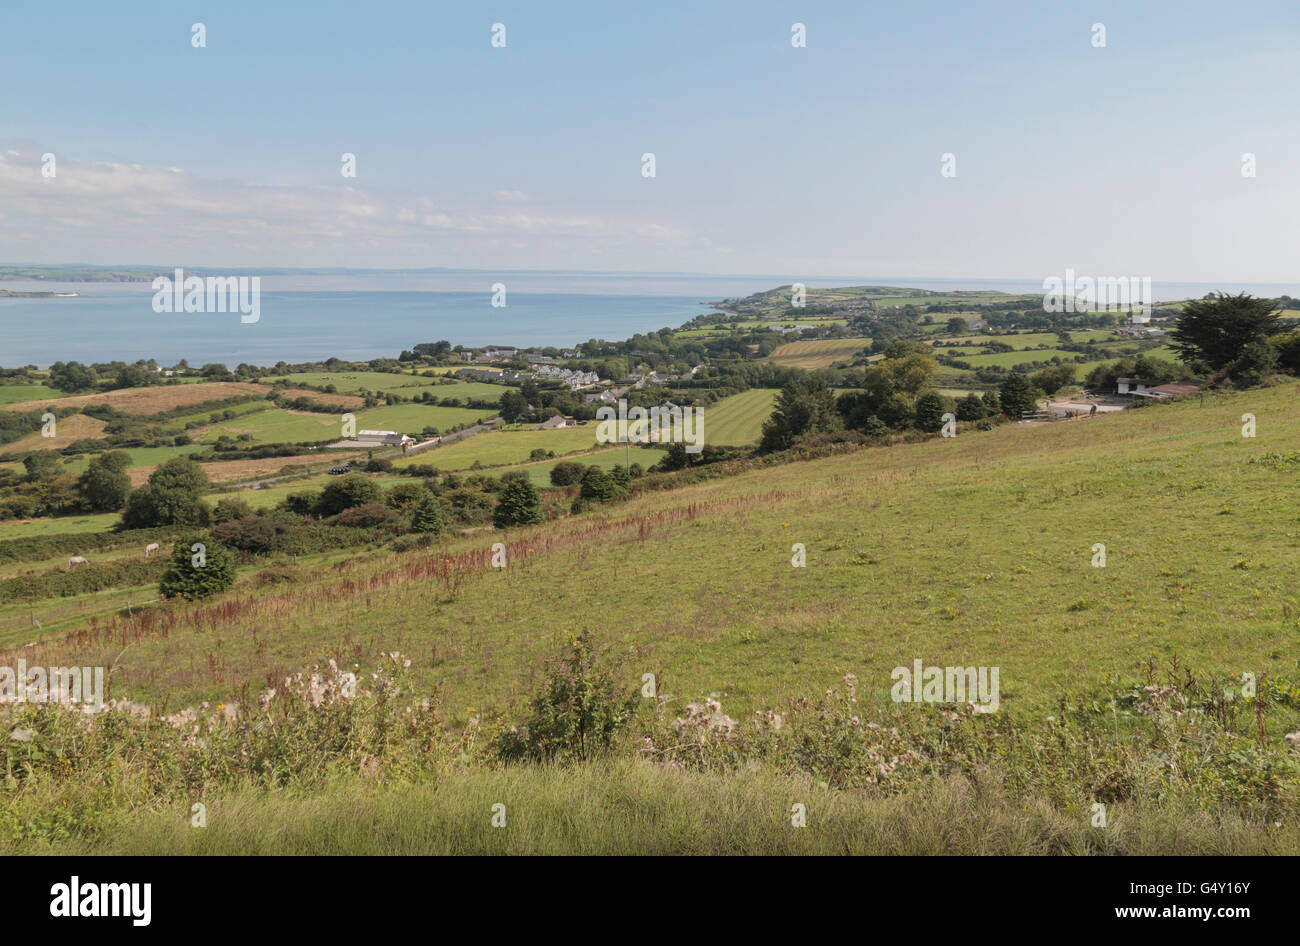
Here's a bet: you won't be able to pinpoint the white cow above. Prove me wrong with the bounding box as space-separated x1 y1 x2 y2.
68 555 89 569
145 542 161 558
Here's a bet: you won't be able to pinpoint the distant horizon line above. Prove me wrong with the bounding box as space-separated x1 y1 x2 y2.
2 263 1298 291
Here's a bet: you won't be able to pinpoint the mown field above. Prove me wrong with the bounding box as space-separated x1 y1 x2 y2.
766 338 866 369
703 388 778 444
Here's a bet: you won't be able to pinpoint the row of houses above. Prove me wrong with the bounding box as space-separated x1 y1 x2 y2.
473 345 583 363
535 364 601 389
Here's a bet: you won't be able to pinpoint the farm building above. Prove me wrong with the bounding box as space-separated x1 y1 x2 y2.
356 429 416 447
537 415 576 430
1116 378 1156 396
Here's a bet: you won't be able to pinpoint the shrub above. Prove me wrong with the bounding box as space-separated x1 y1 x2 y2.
549 460 586 486
384 482 426 510
316 474 382 516
158 534 236 600
365 458 393 473
333 503 400 529
497 631 638 763
210 515 293 555
281 490 321 517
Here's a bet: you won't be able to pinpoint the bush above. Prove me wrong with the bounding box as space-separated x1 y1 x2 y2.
332 503 400 529
549 460 586 486
281 490 321 517
316 474 382 516
497 631 637 763
158 535 236 600
384 482 426 510
210 515 293 555
365 458 393 473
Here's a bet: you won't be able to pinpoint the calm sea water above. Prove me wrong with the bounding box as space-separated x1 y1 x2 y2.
1 271 1295 368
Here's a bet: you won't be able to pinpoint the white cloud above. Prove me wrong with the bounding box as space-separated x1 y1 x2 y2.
0 146 699 266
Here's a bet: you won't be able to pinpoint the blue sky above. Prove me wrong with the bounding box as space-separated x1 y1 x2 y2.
1 0 1298 280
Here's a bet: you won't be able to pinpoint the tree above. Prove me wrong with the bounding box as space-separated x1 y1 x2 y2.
981 389 1001 416
23 450 63 482
410 495 445 535
316 474 382 516
999 373 1036 417
121 458 211 529
1269 332 1300 375
494 478 543 528
1170 293 1282 376
955 393 986 422
148 457 210 496
946 317 969 335
759 375 839 451
499 389 528 422
211 496 253 524
159 535 236 600
48 361 98 392
913 391 948 432
80 450 132 511
1030 363 1075 396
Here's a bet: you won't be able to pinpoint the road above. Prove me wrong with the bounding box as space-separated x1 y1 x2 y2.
234 417 501 490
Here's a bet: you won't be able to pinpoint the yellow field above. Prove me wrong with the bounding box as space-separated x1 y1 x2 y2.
766 338 866 369
1 381 270 415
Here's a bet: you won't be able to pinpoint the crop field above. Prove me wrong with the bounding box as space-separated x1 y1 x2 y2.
0 381 268 415
2 413 108 454
765 338 866 369
703 389 778 444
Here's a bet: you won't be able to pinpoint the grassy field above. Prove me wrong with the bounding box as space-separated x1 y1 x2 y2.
3 381 1298 854
28 760 1296 855
0 383 64 406
704 388 778 444
13 380 1296 721
766 338 866 369
394 426 601 471
270 371 505 404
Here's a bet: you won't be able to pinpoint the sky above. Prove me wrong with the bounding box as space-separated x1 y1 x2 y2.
1 0 1298 281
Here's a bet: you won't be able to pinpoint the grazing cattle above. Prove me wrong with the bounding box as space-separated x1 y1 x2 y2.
145 542 161 558
68 556 89 569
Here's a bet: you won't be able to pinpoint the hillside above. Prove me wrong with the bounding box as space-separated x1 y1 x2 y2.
4 381 1298 854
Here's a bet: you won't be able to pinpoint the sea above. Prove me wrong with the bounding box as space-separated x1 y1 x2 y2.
1 270 1295 369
